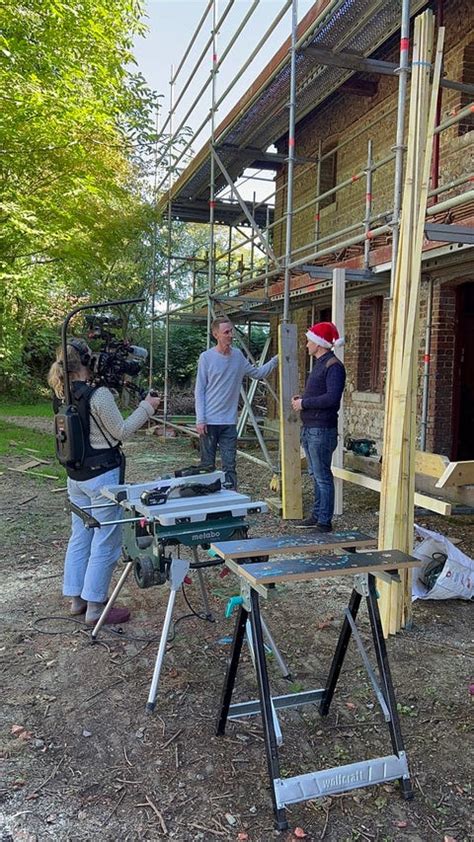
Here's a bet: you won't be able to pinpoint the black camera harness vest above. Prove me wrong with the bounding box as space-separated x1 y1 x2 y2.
60 382 122 481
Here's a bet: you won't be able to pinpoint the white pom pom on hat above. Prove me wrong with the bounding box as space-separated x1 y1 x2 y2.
305 321 345 349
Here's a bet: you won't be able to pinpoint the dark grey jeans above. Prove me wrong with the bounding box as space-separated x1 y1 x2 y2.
199 424 238 489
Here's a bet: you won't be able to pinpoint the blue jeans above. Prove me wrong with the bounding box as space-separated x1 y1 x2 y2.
63 467 122 603
301 426 338 526
199 424 238 489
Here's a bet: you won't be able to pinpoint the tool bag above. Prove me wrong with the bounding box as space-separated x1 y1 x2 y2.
412 525 474 600
174 464 214 478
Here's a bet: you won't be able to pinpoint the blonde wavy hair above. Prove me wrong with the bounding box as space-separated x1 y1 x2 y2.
47 341 89 399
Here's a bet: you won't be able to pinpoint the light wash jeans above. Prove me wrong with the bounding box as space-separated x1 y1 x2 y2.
300 426 338 526
199 424 238 489
63 467 122 603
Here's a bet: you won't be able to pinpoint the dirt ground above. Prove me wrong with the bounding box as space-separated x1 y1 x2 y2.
1 420 473 842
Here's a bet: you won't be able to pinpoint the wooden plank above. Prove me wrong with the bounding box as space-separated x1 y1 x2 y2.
413 492 451 516
232 549 420 587
333 467 380 492
345 453 474 504
415 451 449 479
345 452 381 477
264 497 283 516
377 13 441 635
6 467 59 480
332 268 345 516
278 322 303 519
19 454 50 465
435 461 474 488
415 473 474 506
347 450 448 481
381 20 443 520
211 530 377 560
15 459 43 471
333 467 452 516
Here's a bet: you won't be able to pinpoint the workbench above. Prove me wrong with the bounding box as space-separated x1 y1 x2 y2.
210 535 420 830
77 470 268 709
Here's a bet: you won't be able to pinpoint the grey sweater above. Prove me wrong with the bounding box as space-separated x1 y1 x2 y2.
195 347 278 425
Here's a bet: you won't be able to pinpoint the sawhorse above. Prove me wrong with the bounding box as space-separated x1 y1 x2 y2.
210 537 418 831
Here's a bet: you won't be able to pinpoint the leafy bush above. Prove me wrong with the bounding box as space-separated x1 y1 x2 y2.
152 323 207 387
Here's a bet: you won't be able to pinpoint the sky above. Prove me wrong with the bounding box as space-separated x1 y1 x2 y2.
133 1 315 196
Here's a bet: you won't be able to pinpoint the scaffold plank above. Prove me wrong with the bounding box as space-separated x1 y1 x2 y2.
278 322 302 520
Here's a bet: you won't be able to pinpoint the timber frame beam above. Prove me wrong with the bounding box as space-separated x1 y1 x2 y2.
424 224 474 245
217 142 319 168
300 45 474 96
333 467 452 517
436 461 474 489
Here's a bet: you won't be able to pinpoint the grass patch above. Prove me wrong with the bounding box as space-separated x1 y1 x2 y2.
0 402 52 418
0 418 66 482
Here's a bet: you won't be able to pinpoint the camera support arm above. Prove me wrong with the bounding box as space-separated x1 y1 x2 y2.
61 297 145 405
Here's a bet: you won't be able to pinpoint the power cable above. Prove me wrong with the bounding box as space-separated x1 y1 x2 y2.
31 583 216 645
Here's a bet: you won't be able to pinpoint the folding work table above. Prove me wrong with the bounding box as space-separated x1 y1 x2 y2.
211 534 419 830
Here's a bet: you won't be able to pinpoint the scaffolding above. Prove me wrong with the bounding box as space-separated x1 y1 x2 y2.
151 0 474 518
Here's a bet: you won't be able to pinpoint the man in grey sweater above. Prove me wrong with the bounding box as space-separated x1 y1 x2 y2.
195 317 278 489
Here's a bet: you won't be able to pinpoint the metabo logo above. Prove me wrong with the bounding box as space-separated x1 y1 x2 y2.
191 529 220 542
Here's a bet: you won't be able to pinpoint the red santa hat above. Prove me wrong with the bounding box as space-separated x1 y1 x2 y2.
305 321 344 349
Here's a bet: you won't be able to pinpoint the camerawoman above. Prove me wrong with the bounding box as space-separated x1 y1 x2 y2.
48 332 160 626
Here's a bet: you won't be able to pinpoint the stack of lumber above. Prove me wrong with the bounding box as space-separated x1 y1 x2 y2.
378 11 445 636
338 450 474 509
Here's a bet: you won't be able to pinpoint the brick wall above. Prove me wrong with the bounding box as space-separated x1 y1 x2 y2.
340 294 389 451
273 0 473 260
427 284 458 455
270 295 390 449
278 273 474 458
268 0 473 457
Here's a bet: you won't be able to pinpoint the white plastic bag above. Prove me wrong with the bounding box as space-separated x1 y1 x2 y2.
412 524 474 601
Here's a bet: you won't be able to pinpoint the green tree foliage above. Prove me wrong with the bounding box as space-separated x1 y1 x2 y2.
149 321 270 391
0 0 160 390
0 0 271 398
152 323 208 388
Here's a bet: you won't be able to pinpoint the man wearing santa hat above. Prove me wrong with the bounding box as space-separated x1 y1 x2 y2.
291 321 346 532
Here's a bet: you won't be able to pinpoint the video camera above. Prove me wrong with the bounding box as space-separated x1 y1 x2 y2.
54 297 152 472
84 314 148 395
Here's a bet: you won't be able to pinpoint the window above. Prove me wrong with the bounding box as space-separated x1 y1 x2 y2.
357 296 383 392
319 142 337 209
306 306 332 376
459 43 473 136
